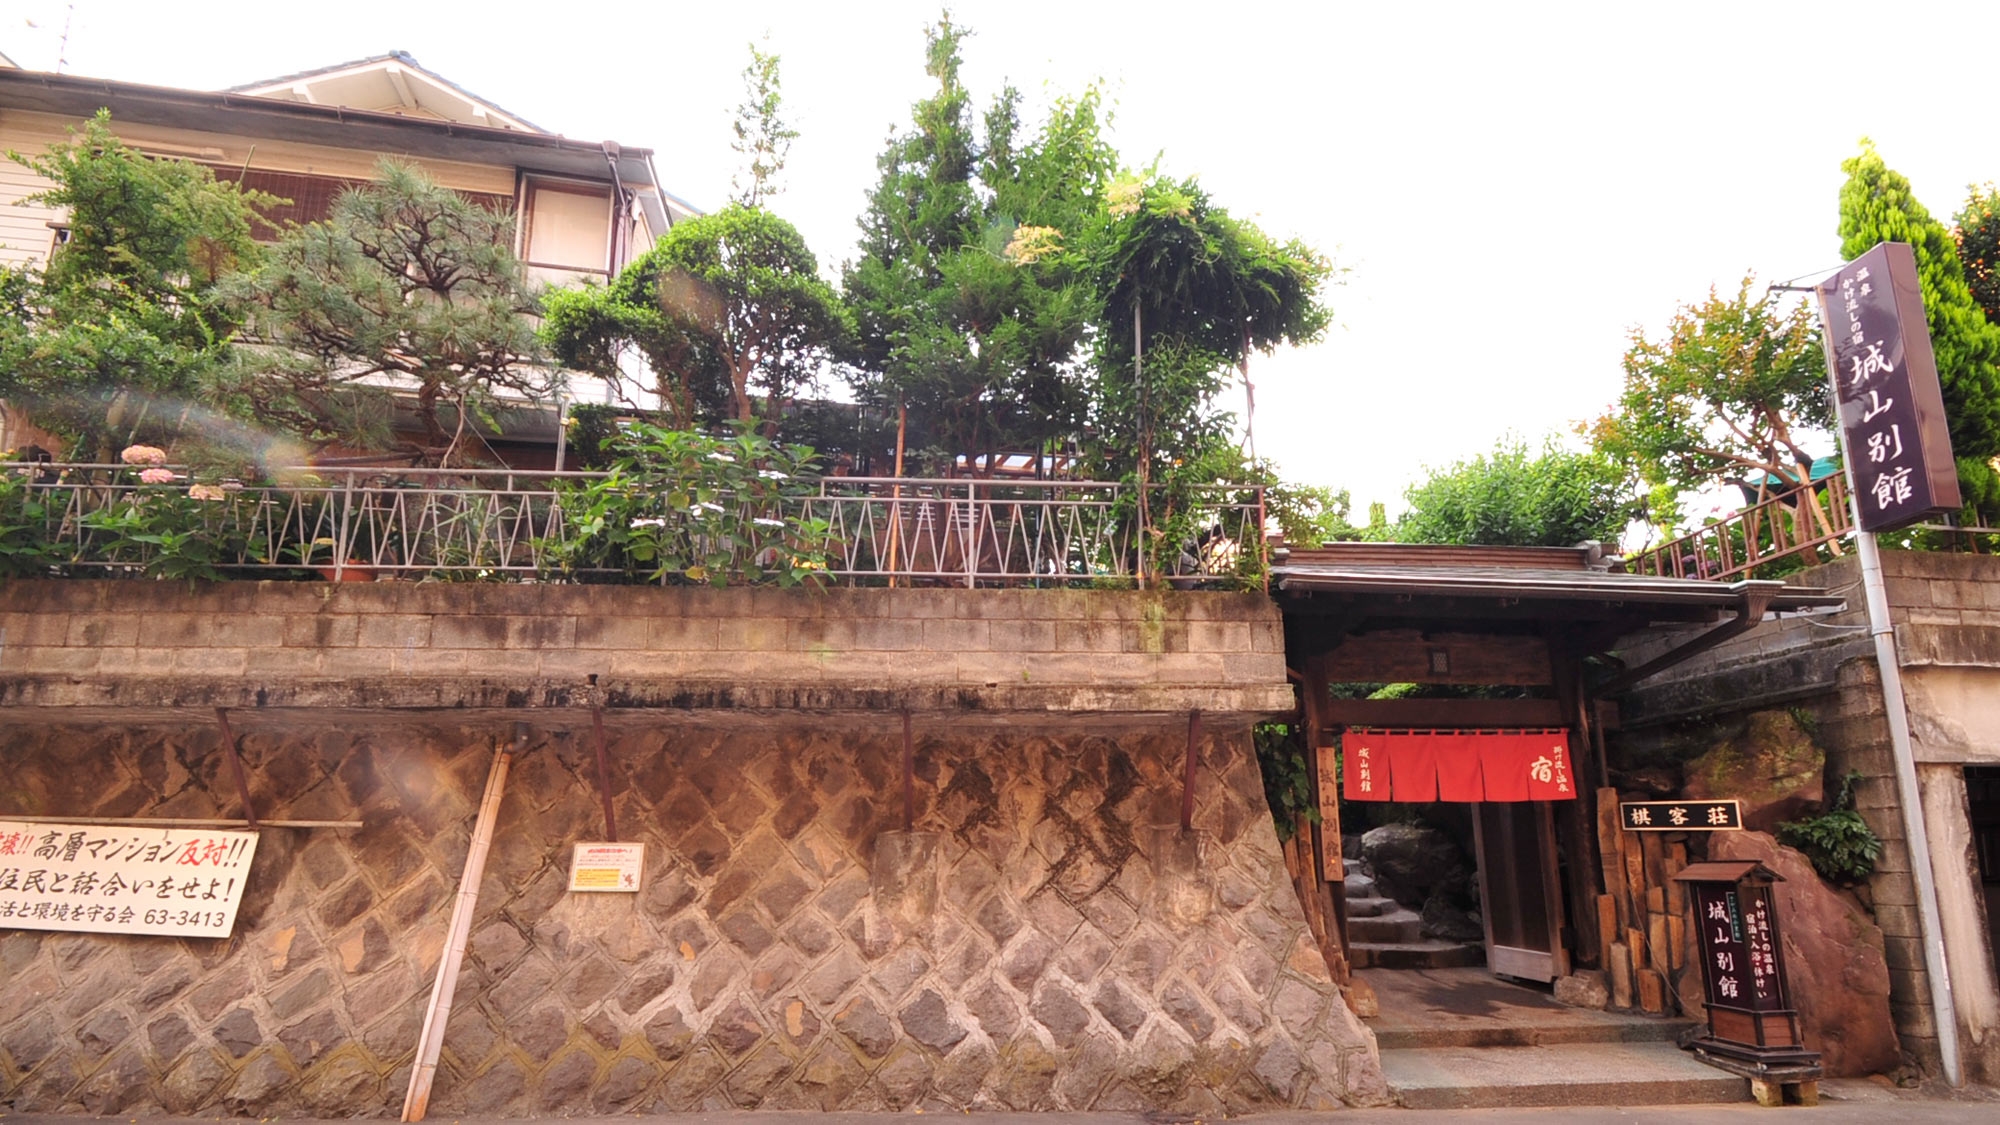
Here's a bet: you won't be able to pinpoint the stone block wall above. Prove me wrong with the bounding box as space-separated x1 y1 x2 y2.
0 711 1384 1113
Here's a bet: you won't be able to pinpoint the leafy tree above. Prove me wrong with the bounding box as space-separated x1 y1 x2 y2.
1088 175 1331 578
843 16 1114 472
1591 275 1833 533
546 205 848 434
1839 141 2000 517
1955 184 2000 328
0 112 270 458
1253 463 1366 546
731 42 800 208
1396 435 1637 548
224 160 548 464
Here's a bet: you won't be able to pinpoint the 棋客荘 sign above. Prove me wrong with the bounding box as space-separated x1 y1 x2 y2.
1620 799 1742 831
0 821 259 938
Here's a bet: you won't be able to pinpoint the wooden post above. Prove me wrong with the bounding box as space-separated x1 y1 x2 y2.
1180 710 1201 832
401 724 522 1122
1548 634 1602 968
901 709 915 833
212 708 258 828
589 706 618 842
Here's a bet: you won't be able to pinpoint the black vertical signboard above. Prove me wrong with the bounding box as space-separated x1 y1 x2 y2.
1692 884 1785 1014
1815 242 1961 532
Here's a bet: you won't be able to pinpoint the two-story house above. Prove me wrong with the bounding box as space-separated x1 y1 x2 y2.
0 51 698 462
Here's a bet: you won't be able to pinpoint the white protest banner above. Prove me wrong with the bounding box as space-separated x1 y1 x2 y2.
0 821 259 938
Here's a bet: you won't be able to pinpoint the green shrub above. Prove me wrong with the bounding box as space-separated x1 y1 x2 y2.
538 422 829 587
1254 721 1321 841
1777 772 1882 884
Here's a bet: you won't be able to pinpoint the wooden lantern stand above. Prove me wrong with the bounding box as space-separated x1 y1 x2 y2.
1672 860 1823 1107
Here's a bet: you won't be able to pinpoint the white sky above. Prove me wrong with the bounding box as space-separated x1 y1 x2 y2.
12 0 2000 512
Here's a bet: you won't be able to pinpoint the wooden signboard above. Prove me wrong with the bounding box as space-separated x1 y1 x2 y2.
1620 799 1742 832
1315 743 1343 878
1673 861 1819 1069
1814 241 1962 532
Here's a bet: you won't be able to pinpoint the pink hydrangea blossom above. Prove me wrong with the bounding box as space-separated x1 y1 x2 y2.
187 483 226 501
120 444 168 466
138 468 177 484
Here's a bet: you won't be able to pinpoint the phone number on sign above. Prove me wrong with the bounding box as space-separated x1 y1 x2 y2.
143 908 230 929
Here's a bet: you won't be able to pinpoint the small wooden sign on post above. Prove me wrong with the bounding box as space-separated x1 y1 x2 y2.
1673 860 1822 1105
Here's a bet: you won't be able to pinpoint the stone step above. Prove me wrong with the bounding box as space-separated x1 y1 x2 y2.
1350 940 1486 970
1373 1015 1700 1050
1345 895 1395 918
1342 872 1377 898
1378 1040 1750 1110
1347 908 1423 944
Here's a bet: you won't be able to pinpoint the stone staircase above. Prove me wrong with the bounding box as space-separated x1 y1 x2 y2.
1360 967 1749 1109
1343 858 1483 969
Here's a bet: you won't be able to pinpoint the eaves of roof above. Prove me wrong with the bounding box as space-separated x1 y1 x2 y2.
1271 563 1843 614
224 50 545 134
0 66 652 188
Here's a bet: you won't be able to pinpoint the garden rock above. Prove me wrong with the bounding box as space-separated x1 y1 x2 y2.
1682 710 1824 832
1553 971 1610 1010
1358 824 1470 910
1708 830 1898 1077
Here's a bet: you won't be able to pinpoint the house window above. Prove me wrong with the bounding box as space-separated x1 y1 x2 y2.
206 167 513 236
521 178 612 280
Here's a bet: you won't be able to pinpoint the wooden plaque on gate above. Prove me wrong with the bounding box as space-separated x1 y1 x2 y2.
1316 743 1343 879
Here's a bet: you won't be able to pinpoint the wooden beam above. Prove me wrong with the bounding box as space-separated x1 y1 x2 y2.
1318 630 1552 686
1320 698 1566 731
402 723 522 1122
212 708 258 828
0 814 359 829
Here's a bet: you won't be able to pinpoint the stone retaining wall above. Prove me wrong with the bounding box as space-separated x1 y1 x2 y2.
0 581 1382 1113
0 715 1384 1114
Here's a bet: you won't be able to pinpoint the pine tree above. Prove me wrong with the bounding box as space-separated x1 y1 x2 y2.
1838 141 2000 516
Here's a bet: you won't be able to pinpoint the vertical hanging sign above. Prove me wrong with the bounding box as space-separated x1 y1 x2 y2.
1814 241 1961 531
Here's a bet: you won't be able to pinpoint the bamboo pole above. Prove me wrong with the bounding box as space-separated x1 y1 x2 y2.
401 725 521 1122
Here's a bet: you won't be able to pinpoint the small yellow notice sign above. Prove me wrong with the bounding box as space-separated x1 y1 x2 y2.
568 842 644 893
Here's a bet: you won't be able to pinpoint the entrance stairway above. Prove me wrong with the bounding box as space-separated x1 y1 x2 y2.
1360 967 1750 1109
1343 859 1483 969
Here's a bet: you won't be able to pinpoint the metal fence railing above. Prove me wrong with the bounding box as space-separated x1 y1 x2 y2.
0 464 1266 588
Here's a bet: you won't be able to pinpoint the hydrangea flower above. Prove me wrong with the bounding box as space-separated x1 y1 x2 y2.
120 445 168 466
139 468 177 484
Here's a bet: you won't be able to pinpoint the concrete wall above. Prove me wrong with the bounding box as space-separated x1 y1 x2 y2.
0 581 1383 1113
1615 550 2000 1084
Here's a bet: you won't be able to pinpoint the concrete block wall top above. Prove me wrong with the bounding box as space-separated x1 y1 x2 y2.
0 582 1294 716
